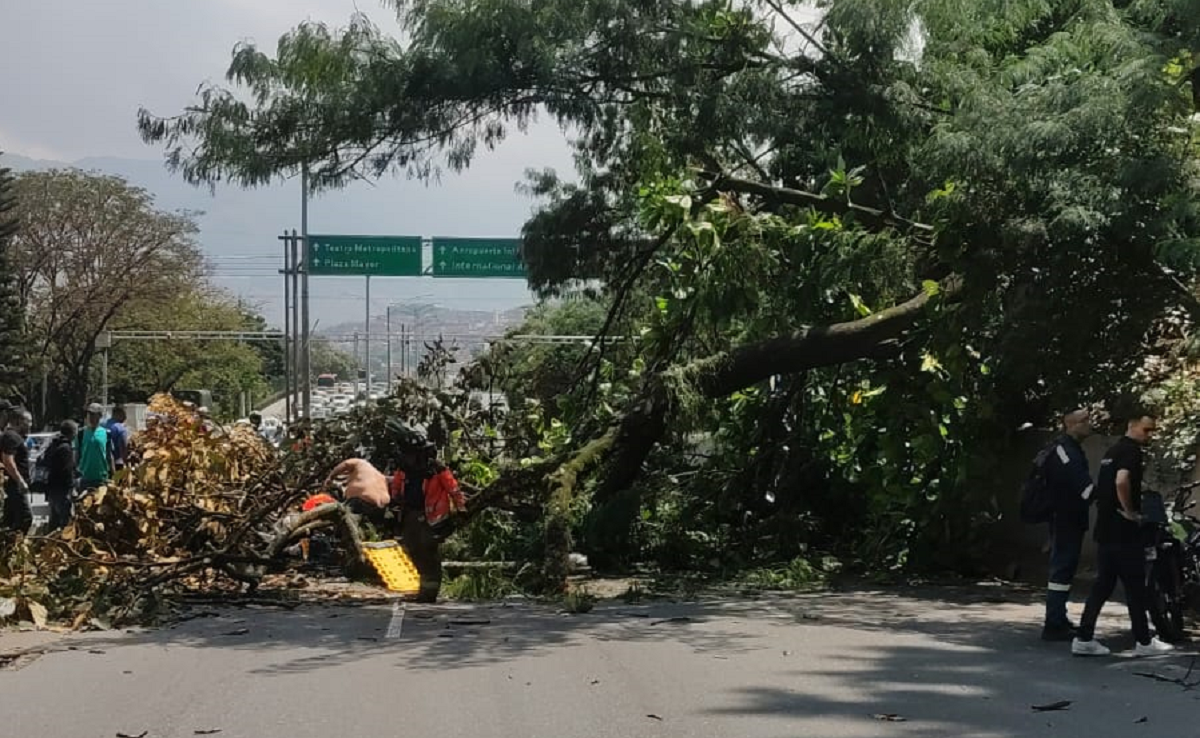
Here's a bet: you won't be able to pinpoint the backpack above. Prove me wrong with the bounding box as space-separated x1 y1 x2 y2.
30 438 60 493
1019 445 1056 524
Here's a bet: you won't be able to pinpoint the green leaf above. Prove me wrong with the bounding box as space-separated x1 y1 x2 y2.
921 280 940 297
848 293 872 317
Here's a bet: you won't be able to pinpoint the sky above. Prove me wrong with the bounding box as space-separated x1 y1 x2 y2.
0 0 577 326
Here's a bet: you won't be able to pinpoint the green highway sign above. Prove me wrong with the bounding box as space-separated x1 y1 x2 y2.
307 235 423 276
432 237 526 278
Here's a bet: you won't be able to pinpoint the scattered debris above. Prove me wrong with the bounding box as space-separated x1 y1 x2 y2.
651 617 692 626
872 713 907 722
1135 717 1148 724
448 618 491 626
116 732 148 738
1031 701 1072 712
0 649 46 670
1134 657 1199 689
646 714 664 721
220 628 250 637
194 730 222 735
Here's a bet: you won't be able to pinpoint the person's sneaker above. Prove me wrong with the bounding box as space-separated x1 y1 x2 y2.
1133 638 1175 657
1041 625 1075 642
1071 638 1111 657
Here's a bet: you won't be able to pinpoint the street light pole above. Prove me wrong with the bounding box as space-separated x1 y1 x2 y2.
386 305 392 387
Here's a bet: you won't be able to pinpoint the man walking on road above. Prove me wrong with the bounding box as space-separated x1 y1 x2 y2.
1041 408 1095 641
1072 411 1174 657
0 406 34 534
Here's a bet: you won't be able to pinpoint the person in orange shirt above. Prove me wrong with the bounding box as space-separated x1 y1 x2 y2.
391 438 465 603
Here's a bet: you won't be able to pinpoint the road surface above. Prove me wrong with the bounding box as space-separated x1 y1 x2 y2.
1 586 1197 737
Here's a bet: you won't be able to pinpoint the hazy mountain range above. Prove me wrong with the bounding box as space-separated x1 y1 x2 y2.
1 151 548 328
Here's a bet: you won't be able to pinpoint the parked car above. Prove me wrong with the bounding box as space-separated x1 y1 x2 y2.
25 432 57 463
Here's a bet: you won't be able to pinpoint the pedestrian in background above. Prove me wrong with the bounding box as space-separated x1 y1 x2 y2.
0 406 34 534
1040 408 1096 641
43 420 78 530
104 405 130 471
76 403 114 491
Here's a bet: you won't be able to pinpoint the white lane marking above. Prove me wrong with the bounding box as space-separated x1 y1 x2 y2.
386 600 406 639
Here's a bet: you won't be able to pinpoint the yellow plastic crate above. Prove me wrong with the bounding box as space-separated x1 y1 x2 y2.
362 540 421 594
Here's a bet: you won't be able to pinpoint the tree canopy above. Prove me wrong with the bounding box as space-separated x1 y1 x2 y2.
140 1 1200 571
9 169 283 421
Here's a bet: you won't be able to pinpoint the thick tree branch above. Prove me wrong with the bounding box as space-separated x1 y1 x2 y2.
698 170 934 235
595 277 959 501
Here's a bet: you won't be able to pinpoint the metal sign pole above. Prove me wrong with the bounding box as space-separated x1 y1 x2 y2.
300 167 312 419
365 275 372 397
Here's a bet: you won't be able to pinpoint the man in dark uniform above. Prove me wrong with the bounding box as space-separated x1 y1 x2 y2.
1072 411 1174 657
1041 409 1095 641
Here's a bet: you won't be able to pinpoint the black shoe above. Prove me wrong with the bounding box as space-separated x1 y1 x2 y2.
1041 625 1076 642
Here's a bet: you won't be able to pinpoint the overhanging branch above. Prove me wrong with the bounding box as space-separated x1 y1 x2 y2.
698 170 934 235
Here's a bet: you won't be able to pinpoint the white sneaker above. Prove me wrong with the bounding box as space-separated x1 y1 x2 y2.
1133 638 1175 657
1072 638 1111 657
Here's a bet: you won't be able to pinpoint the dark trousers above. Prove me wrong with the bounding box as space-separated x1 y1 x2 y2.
1077 542 1151 645
401 511 442 602
2 484 32 534
1045 521 1084 628
46 489 73 531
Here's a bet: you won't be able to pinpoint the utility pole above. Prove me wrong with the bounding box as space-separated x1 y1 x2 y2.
300 167 312 419
96 331 112 409
290 230 301 421
353 331 361 398
281 231 292 424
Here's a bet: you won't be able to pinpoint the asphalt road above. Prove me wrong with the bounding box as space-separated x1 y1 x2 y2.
1 587 1197 738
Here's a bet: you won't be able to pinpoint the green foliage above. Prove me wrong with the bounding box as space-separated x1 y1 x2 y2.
308 338 358 380
441 568 520 601
10 169 205 421
108 292 274 413
143 0 1200 579
561 587 596 614
740 556 826 592
0 157 26 400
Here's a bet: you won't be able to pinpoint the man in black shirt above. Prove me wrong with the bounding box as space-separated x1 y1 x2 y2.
0 407 33 534
1072 412 1173 657
43 421 78 530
